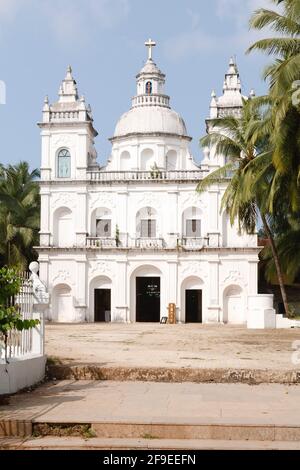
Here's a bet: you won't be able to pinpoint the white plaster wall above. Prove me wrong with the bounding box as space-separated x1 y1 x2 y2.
0 356 46 395
43 248 260 325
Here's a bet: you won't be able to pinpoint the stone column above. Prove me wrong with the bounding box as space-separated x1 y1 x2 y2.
75 256 87 321
248 260 259 295
76 133 88 179
133 143 139 170
167 259 178 321
117 190 128 247
167 191 179 248
40 131 51 180
207 259 220 322
40 191 51 246
76 191 87 246
115 259 128 322
208 190 220 247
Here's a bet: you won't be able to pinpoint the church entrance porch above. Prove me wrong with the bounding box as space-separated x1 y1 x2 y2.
94 289 111 322
136 277 160 322
185 289 202 323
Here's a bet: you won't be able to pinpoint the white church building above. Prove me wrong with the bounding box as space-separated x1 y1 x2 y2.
38 40 260 324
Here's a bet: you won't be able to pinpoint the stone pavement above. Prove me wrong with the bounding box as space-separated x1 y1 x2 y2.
2 437 300 450
45 323 300 371
1 381 300 432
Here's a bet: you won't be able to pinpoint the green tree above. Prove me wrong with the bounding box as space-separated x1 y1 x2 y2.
197 100 290 315
262 216 300 285
247 0 300 212
0 162 40 270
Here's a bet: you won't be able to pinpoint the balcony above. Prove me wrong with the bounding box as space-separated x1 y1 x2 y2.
86 236 165 250
86 237 117 248
87 170 206 183
180 237 209 250
134 238 165 249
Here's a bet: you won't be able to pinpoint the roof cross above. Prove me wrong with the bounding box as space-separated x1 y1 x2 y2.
145 38 156 60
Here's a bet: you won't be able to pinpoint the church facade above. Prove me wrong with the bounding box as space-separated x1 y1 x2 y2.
38 41 260 324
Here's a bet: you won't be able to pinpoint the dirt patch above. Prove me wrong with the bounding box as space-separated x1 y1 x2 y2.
33 423 96 439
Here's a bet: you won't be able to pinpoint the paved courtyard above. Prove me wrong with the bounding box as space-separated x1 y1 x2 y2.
45 323 300 371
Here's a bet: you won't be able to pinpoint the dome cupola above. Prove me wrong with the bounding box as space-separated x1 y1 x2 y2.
112 39 190 140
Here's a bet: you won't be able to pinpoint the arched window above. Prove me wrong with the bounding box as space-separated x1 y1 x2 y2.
91 208 112 238
136 207 157 238
145 81 152 95
57 149 71 178
166 150 178 171
182 207 202 238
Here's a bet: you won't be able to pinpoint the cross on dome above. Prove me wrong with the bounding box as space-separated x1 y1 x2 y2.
145 38 156 60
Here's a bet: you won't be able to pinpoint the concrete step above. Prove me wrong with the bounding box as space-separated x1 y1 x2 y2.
2 436 300 450
2 381 300 443
47 363 300 385
2 419 300 442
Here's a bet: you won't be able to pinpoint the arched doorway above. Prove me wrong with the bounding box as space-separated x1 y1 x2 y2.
52 284 74 322
130 265 162 322
89 276 112 322
181 276 204 323
223 285 243 324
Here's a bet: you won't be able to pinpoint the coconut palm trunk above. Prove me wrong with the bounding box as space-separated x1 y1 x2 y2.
261 213 289 316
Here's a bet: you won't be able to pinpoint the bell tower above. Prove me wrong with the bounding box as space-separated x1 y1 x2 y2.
39 66 98 182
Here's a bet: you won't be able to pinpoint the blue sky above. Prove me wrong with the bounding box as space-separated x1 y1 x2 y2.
0 0 273 168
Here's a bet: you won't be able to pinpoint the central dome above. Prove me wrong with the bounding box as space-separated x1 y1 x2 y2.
114 106 188 138
112 42 190 140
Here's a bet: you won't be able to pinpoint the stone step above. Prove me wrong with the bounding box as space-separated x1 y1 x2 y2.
2 419 300 442
2 436 300 450
47 364 300 385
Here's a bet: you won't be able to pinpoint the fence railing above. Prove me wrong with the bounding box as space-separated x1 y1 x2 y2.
0 272 43 361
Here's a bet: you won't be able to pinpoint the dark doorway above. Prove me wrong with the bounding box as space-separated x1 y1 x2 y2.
185 290 202 323
94 289 111 322
136 277 160 322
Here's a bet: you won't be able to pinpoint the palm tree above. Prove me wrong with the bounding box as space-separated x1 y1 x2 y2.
0 162 40 270
248 0 300 95
197 100 290 315
262 216 300 285
247 0 300 212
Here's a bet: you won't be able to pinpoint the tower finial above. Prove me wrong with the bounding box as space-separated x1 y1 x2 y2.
145 38 156 60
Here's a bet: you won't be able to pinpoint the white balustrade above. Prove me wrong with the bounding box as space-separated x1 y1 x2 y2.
131 94 170 108
88 170 205 182
135 238 164 249
181 237 209 250
86 237 117 248
49 111 80 122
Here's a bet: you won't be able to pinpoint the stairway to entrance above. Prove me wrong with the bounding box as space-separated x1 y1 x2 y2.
1 381 300 450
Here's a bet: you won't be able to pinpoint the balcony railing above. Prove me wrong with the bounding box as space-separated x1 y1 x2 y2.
86 237 117 248
87 170 205 182
134 238 165 249
180 237 209 250
86 236 165 249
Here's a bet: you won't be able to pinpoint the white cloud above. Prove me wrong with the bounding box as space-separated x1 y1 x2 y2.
187 8 201 31
217 0 273 27
164 0 276 62
0 0 30 20
90 0 130 29
0 0 130 44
